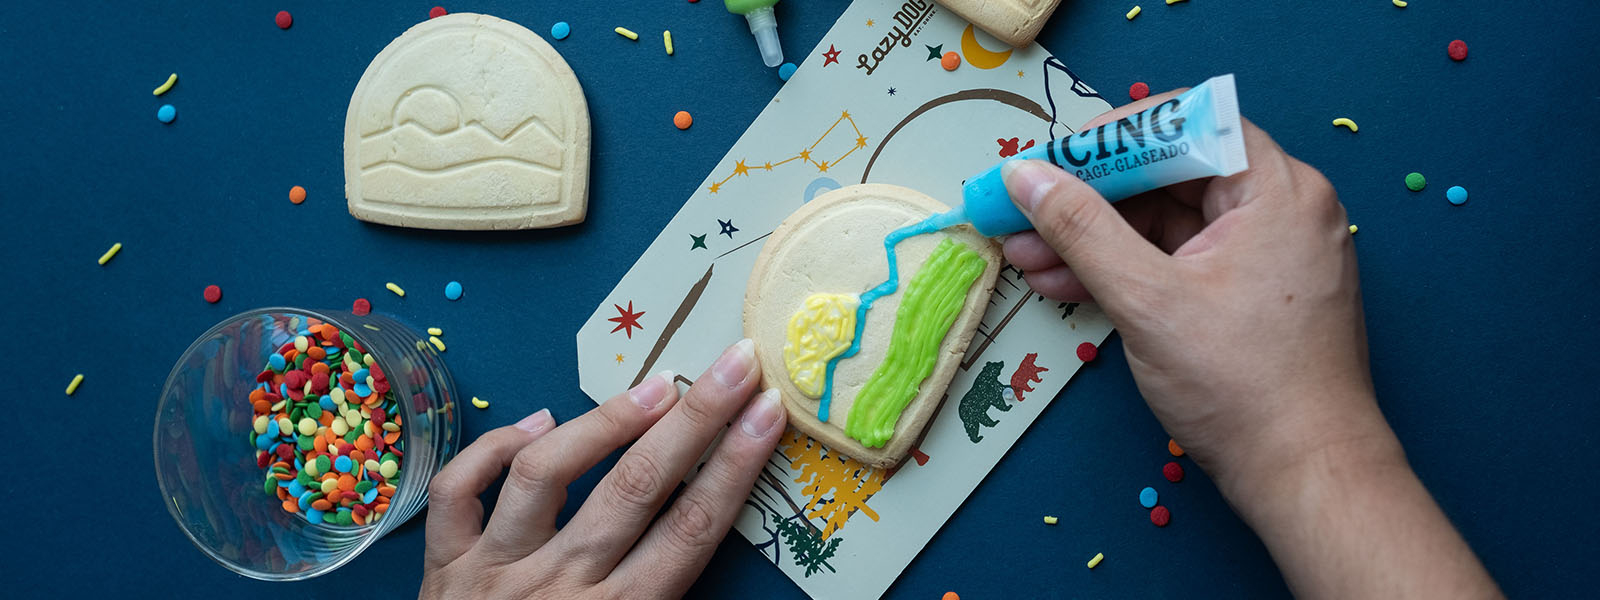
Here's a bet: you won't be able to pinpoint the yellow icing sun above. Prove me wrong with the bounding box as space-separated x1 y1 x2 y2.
783 293 859 398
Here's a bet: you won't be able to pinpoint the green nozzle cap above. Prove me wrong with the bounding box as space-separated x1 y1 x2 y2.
725 0 779 15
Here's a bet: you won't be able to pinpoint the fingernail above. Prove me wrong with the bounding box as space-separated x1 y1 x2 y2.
629 370 675 410
514 408 553 433
1001 159 1057 215
713 339 756 388
739 389 783 438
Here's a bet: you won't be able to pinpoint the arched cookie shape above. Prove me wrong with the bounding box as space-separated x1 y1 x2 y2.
940 0 1062 48
345 13 589 230
744 184 1000 469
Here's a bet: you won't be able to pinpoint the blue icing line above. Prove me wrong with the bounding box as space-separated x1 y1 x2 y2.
817 211 963 422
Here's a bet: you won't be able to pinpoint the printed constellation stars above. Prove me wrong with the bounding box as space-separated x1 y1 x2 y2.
707 111 867 194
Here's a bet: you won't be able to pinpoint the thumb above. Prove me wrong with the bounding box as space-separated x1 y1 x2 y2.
1003 159 1172 306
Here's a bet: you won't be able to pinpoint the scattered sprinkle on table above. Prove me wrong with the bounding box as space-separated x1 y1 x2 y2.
1126 6 1141 20
1087 552 1104 569
942 593 960 600
428 336 447 352
289 185 307 204
429 6 448 19
157 104 176 123
1448 39 1468 61
1349 224 1359 234
204 284 223 303
940 51 960 71
152 73 177 96
427 328 444 337
352 298 371 316
471 396 489 409
98 242 122 266
444 280 463 300
552 21 570 40
275 10 293 30
1405 172 1427 192
1151 505 1171 527
615 27 639 41
674 110 694 130
66 374 84 395
1076 342 1098 362
664 30 674 55
1166 0 1187 4
1140 486 1159 508
1392 0 1407 7
249 318 403 526
778 62 798 81
1168 438 1184 457
1447 185 1469 206
1163 461 1185 483
1043 515 1058 525
1129 81 1149 101
385 282 405 297
1331 117 1358 133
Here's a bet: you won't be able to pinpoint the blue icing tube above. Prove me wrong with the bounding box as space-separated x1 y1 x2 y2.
959 74 1249 237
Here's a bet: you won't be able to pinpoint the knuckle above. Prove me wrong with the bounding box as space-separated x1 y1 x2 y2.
507 448 556 494
1039 192 1098 254
675 388 724 426
608 453 668 510
662 493 723 553
426 472 464 505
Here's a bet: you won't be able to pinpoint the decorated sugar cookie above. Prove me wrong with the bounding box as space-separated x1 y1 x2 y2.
344 13 590 230
744 184 1000 468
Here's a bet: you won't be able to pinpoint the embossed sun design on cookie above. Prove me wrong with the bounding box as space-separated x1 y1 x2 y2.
744 184 1001 468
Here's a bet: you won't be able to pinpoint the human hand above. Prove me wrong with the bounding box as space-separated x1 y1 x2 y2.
419 339 785 599
1000 90 1391 490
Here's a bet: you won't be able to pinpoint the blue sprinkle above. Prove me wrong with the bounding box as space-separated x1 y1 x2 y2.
1446 185 1468 206
278 383 290 398
268 354 286 371
156 104 176 123
255 434 274 450
298 490 316 510
307 508 325 524
287 480 306 497
363 488 379 504
266 420 280 438
319 395 335 410
353 368 369 382
551 21 570 40
778 62 798 81
335 455 353 473
1139 487 1158 509
445 280 463 301
293 458 303 470
353 383 372 397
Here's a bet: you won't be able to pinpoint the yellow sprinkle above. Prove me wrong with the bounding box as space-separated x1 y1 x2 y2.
1166 0 1187 4
1349 224 1359 234
428 336 447 352
1126 6 1141 20
471 396 489 409
65 374 84 395
427 327 443 336
615 27 638 40
1392 0 1407 7
364 324 381 331
664 30 674 55
385 282 405 297
1043 516 1059 525
152 73 178 96
1087 552 1104 569
97 242 122 266
1331 117 1359 133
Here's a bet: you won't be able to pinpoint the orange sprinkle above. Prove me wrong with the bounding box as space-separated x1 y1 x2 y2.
311 499 333 511
349 449 366 464
354 436 374 452
289 185 307 204
282 348 299 362
310 362 330 375
274 471 295 481
282 499 300 513
940 51 960 71
314 436 329 452
673 110 693 130
1168 439 1185 457
338 474 357 492
352 512 367 526
252 399 271 413
377 484 397 497
383 431 401 444
307 346 326 360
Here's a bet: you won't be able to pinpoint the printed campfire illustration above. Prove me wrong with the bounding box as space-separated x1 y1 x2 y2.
343 13 590 230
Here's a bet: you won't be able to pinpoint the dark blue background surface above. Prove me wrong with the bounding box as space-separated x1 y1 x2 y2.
4 1 1596 598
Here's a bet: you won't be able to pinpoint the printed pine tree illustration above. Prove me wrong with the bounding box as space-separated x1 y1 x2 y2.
776 515 843 577
779 429 886 539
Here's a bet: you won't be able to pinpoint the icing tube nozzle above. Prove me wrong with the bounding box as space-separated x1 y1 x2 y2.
956 74 1249 237
727 0 784 67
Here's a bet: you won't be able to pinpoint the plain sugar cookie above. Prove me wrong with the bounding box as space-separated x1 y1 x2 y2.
937 0 1062 47
744 184 1000 469
345 13 590 230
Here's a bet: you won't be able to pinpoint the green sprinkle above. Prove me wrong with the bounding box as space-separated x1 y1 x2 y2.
297 471 314 486
317 455 332 474
296 435 314 452
306 403 323 419
265 475 278 495
1405 172 1427 192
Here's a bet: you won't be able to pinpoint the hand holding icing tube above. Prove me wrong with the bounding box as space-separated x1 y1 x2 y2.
952 74 1248 236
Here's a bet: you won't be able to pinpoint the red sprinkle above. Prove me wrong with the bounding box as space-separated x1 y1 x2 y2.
1129 81 1150 101
1076 342 1098 363
429 6 447 18
203 284 222 303
275 10 293 29
1447 39 1468 61
352 298 371 316
1163 461 1185 483
1150 505 1171 527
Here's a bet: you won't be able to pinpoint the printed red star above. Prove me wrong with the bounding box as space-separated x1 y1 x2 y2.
822 44 841 66
608 301 646 338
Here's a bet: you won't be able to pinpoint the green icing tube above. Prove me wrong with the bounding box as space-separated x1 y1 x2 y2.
844 238 987 448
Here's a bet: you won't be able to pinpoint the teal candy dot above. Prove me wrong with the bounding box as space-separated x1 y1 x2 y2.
778 62 798 81
1446 185 1468 206
445 280 463 300
1139 486 1158 508
157 104 176 123
551 21 570 40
